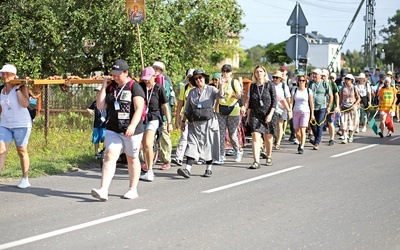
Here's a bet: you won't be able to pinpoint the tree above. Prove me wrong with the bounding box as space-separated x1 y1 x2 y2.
265 42 292 65
380 10 400 69
0 0 245 82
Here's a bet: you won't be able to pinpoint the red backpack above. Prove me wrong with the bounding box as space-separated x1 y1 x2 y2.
107 79 147 121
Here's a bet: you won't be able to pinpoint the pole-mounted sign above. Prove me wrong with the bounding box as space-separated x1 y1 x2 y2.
286 2 309 71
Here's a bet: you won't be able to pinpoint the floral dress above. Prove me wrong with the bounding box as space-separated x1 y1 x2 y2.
248 81 277 135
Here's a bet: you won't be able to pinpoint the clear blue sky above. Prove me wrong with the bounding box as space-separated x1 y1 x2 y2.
237 0 399 52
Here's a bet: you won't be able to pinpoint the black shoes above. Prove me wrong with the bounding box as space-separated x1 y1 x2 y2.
249 162 261 169
177 168 191 178
378 132 384 138
298 145 304 154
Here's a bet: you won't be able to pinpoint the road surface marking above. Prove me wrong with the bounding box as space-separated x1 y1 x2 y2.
389 136 400 141
0 209 147 250
202 166 304 193
330 144 378 158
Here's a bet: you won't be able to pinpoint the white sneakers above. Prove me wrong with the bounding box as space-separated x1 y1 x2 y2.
140 170 154 182
122 189 139 199
17 178 31 189
91 188 108 201
235 151 243 162
91 188 139 201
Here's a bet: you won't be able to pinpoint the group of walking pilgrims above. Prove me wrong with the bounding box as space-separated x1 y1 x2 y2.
90 60 398 201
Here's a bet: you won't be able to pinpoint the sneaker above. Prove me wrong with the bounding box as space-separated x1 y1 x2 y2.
288 134 295 142
313 144 319 150
298 147 304 154
341 138 347 144
140 171 154 182
328 139 335 146
355 128 359 133
235 151 243 162
141 163 147 171
177 168 190 178
197 159 206 165
225 149 235 156
94 153 101 159
213 160 224 165
122 189 139 199
293 138 299 145
348 137 353 143
171 157 183 166
361 126 367 132
386 133 392 137
161 163 171 170
201 170 212 177
378 132 384 138
17 178 31 189
260 151 267 159
339 135 345 140
91 188 108 201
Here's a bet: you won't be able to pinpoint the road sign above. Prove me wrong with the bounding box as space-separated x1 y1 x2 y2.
287 3 308 34
285 35 309 60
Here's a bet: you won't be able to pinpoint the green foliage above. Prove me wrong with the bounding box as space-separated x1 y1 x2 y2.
342 49 364 74
0 0 245 84
265 42 292 65
380 10 400 68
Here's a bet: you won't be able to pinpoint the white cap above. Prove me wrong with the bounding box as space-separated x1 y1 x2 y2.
321 69 329 76
345 74 355 81
0 64 17 75
186 68 195 78
312 68 322 75
357 73 366 79
152 61 165 72
330 73 337 79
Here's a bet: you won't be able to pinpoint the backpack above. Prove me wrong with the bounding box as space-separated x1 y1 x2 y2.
0 85 36 121
156 74 176 106
293 87 311 108
107 79 147 121
230 79 244 107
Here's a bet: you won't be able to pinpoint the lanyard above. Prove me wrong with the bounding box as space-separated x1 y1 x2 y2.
146 85 155 104
114 83 127 101
257 83 265 99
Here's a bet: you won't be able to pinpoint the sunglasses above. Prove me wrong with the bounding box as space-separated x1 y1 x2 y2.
345 78 351 80
272 76 280 79
193 76 203 81
298 79 306 82
221 70 231 73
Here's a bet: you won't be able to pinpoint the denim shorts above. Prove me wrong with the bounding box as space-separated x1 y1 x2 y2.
144 119 159 132
0 126 32 146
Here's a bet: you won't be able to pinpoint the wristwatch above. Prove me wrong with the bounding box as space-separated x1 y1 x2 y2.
16 88 21 92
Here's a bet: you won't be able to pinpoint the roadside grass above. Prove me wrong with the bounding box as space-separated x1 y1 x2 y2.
0 113 181 181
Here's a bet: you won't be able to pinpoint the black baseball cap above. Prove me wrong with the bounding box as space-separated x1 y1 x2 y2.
221 64 232 72
110 59 129 75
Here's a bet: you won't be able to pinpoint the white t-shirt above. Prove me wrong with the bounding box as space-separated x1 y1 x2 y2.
292 88 311 113
0 88 32 128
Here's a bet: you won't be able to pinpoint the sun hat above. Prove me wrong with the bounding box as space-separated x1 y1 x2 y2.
344 73 355 81
152 61 165 72
221 64 232 72
189 69 210 85
0 64 17 75
272 70 283 78
311 68 322 75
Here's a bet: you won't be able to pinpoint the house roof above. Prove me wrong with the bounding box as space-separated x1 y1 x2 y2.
304 31 338 44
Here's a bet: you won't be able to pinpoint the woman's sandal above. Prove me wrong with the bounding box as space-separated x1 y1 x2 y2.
266 157 273 166
274 144 281 150
248 161 261 169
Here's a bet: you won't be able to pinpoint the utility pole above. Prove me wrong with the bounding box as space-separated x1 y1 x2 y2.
364 0 376 71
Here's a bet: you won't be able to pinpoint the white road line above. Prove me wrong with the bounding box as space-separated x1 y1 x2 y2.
0 209 147 250
389 136 400 141
330 144 378 158
202 166 304 194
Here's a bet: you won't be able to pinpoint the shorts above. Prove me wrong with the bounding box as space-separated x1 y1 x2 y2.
92 127 106 143
292 111 310 130
105 130 143 158
144 119 159 132
0 126 32 146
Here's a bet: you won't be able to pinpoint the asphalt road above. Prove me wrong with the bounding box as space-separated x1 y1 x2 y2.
1 124 400 249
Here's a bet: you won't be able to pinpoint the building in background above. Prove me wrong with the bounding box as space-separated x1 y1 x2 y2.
304 31 341 72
